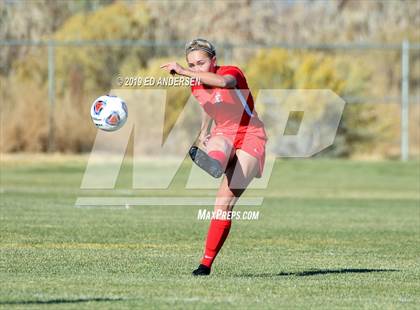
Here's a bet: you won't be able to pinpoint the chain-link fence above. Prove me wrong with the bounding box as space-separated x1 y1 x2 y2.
1 40 419 160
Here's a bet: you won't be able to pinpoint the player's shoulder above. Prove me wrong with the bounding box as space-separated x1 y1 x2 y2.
217 65 244 76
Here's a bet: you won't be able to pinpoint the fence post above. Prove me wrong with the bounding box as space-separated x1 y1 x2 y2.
47 40 56 152
401 40 410 161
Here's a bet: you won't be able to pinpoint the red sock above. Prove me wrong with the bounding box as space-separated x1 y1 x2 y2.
208 150 228 168
201 219 232 268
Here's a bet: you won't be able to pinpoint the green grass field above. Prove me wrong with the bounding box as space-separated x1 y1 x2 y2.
1 156 419 309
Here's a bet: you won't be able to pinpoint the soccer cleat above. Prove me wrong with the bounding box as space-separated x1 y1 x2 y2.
189 146 224 178
192 264 211 276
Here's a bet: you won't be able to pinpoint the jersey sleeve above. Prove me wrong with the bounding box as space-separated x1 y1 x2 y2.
218 66 243 81
191 83 202 96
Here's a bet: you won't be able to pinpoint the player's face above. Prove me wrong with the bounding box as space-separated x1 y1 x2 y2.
186 50 216 73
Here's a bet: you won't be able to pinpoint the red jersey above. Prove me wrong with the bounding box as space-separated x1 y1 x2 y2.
191 65 266 139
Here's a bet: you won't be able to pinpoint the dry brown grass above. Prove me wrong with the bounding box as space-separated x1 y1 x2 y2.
0 76 97 153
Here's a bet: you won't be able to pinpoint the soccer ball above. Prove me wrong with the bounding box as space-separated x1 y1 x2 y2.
90 95 128 131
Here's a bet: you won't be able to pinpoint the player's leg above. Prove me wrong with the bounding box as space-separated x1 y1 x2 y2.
225 149 260 193
193 149 260 276
189 135 234 178
207 135 235 169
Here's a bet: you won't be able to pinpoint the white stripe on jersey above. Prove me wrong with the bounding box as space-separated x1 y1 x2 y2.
234 88 254 117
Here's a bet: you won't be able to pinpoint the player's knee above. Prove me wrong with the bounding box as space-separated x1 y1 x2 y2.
215 192 236 210
230 162 258 184
215 194 232 205
228 172 253 190
209 137 231 152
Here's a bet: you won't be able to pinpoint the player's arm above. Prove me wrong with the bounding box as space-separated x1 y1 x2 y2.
182 70 236 89
160 62 236 88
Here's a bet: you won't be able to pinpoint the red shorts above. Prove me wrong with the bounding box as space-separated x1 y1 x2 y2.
210 127 267 178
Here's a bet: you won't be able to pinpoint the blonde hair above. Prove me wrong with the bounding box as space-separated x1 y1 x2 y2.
185 38 216 58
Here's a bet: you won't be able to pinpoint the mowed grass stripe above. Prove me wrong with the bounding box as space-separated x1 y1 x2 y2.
0 158 419 308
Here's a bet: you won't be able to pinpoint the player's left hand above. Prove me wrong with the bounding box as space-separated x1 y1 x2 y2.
199 133 211 148
160 62 185 75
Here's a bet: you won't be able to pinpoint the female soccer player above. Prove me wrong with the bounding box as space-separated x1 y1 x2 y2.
160 38 267 276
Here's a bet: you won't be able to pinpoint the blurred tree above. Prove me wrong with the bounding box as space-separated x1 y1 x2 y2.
0 0 114 75
53 1 151 95
134 57 194 141
1 0 419 155
245 49 383 157
144 0 420 99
